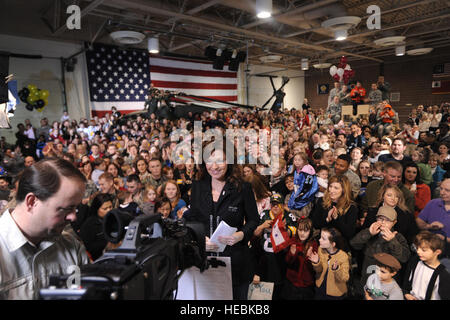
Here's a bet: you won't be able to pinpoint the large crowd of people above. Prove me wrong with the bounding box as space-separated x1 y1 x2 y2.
0 83 449 300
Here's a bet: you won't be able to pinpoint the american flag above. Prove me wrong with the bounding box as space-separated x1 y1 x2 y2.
149 55 238 102
86 44 151 117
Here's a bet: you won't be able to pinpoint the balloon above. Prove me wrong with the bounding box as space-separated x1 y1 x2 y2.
27 84 37 92
43 98 48 106
39 90 50 99
30 88 39 97
337 68 345 77
333 74 340 82
25 104 34 111
329 65 337 76
35 99 45 109
340 56 347 65
344 64 351 71
27 95 37 104
37 107 44 112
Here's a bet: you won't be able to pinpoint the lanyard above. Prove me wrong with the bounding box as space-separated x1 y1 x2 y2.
209 202 221 257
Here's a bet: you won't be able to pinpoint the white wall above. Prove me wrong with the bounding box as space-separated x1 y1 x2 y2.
0 34 90 143
239 64 305 110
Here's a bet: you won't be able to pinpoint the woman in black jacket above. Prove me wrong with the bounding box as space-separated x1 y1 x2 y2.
79 193 114 261
311 175 358 247
183 139 260 300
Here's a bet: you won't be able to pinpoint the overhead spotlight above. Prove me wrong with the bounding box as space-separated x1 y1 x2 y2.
256 0 272 19
395 45 406 56
301 58 309 71
204 46 217 60
335 29 348 41
229 51 247 72
148 37 159 54
231 49 238 59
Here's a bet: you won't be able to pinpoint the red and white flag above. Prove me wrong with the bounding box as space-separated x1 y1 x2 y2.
270 216 292 253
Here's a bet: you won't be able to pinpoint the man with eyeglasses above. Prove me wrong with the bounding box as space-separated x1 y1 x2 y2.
0 158 89 299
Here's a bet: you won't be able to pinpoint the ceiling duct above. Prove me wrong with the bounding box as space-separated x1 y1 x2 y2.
109 30 146 44
290 3 347 23
374 36 406 47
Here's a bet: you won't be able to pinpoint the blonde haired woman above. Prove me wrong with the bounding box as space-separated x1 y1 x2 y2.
312 175 358 243
362 184 419 244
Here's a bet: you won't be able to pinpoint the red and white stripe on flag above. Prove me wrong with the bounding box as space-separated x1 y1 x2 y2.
270 216 292 253
149 55 238 102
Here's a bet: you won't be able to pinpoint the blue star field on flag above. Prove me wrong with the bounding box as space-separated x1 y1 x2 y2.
86 44 151 102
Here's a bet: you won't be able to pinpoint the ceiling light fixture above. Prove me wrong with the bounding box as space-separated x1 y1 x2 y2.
321 16 361 42
395 45 405 56
256 0 272 19
148 37 159 54
335 29 348 41
301 58 309 70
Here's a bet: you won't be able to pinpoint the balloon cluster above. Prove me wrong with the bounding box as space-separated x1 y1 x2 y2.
18 84 49 112
329 56 355 84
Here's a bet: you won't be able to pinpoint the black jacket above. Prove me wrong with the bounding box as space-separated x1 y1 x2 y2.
184 178 260 285
402 254 450 300
311 198 359 244
79 216 107 261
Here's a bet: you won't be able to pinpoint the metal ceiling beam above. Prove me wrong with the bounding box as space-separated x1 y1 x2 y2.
282 0 442 39
106 0 383 62
53 0 106 36
315 11 450 45
339 26 450 51
238 0 339 30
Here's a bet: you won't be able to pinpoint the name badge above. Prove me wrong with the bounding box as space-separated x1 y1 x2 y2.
228 206 238 213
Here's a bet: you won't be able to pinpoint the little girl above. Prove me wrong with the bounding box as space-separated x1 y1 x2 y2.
141 184 157 215
282 217 318 300
287 152 319 218
307 227 350 300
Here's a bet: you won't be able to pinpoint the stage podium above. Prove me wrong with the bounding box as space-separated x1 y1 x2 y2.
341 104 370 122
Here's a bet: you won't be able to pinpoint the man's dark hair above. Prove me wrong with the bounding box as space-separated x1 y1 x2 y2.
392 137 406 146
337 154 351 164
16 158 87 203
126 174 141 184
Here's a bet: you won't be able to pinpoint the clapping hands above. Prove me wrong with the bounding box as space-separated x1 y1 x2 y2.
326 206 338 222
306 246 319 263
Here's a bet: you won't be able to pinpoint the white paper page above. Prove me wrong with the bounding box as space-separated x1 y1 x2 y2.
176 257 233 300
209 220 237 253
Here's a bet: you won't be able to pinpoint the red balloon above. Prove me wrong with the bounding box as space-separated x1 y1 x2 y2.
340 56 347 65
333 74 340 82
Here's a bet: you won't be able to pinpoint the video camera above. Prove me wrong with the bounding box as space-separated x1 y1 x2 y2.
40 209 207 300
